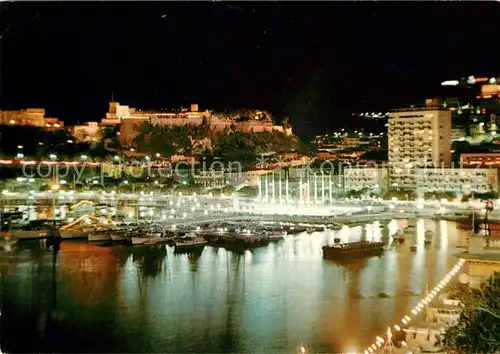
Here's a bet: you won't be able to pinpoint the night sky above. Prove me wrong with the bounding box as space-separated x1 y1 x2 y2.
1 2 500 137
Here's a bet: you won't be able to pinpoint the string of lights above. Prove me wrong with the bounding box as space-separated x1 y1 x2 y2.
363 258 466 354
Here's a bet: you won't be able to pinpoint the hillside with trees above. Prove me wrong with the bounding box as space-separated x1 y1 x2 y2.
131 122 300 162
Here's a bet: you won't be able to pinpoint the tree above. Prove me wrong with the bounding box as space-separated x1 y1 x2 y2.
441 272 500 353
238 185 259 197
221 185 235 195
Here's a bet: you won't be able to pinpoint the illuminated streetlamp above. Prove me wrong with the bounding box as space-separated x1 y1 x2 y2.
51 184 60 225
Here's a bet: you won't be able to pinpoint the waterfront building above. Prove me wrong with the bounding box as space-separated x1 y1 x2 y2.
388 104 452 189
415 167 499 195
192 171 225 188
388 105 452 168
343 167 388 192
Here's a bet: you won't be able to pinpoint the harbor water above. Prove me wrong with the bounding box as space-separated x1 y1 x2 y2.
0 219 467 353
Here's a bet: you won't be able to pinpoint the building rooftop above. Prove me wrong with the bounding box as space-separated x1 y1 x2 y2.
390 106 449 113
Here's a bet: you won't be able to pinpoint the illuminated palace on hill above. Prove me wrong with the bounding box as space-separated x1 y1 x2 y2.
100 102 293 146
0 108 64 128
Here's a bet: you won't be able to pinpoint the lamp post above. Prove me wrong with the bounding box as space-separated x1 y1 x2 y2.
51 184 60 226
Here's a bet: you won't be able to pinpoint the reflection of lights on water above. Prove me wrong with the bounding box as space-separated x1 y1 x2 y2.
345 346 357 353
244 250 252 265
416 219 425 245
387 219 399 237
439 220 448 251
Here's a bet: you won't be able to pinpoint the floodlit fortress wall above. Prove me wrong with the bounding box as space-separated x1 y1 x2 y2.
105 101 291 145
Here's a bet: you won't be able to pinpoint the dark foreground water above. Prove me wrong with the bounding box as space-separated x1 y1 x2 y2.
0 219 465 353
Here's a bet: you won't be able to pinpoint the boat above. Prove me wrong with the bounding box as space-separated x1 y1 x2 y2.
322 240 385 259
287 226 307 234
88 232 110 242
392 230 406 243
266 231 286 242
59 230 90 239
9 220 54 240
405 224 416 231
131 233 165 245
131 236 149 245
424 231 433 245
110 232 128 243
329 223 343 231
175 235 207 249
410 245 418 252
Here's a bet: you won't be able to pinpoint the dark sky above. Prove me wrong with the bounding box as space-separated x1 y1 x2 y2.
1 2 500 137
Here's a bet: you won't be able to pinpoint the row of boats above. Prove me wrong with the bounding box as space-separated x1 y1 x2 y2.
0 218 346 252
84 220 332 249
89 229 207 249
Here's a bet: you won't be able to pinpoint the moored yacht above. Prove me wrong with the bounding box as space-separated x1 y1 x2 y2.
322 240 385 259
88 232 111 242
266 230 286 241
175 234 207 249
424 230 433 245
329 223 344 231
10 220 54 240
110 232 128 243
59 228 93 239
392 229 406 243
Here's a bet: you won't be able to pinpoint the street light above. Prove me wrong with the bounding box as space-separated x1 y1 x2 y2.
51 184 60 226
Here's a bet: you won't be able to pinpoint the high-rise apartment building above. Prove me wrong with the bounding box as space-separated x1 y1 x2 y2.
388 105 452 189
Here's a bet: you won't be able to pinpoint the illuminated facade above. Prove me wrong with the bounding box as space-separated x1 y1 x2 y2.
109 101 292 146
102 102 210 125
343 167 388 192
0 108 64 128
460 153 500 167
71 122 103 142
415 168 498 194
0 108 45 126
388 106 452 189
192 171 225 188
